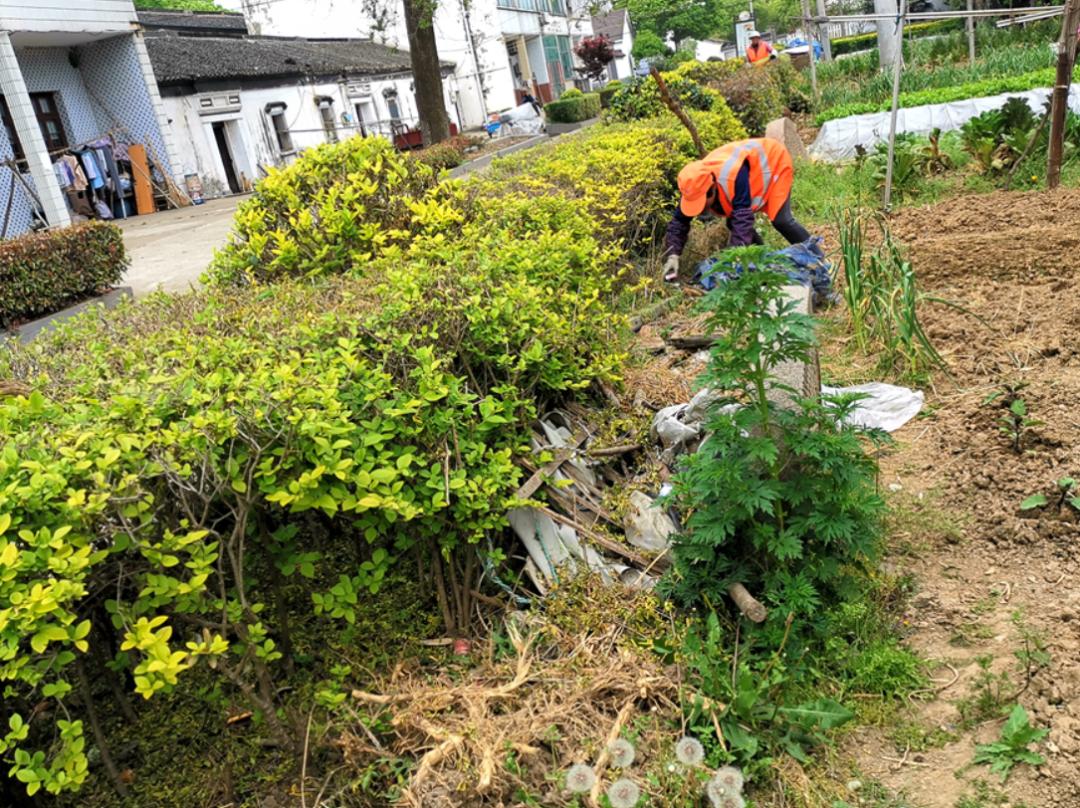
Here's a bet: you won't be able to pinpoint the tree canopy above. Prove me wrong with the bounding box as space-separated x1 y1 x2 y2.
619 0 799 45
133 0 228 11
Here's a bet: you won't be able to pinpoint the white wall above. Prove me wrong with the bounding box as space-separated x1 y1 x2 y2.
220 0 517 127
163 73 454 198
0 0 135 34
696 40 728 61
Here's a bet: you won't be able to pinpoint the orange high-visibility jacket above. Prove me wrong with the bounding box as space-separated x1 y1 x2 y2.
701 137 793 221
746 41 774 65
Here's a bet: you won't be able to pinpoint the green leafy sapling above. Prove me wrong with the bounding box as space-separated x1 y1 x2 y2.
985 382 1040 453
973 704 1048 781
1020 476 1080 512
663 250 887 626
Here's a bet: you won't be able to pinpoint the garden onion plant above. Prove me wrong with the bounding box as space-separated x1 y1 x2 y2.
835 212 969 381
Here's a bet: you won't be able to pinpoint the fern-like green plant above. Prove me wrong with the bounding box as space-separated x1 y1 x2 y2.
662 252 888 629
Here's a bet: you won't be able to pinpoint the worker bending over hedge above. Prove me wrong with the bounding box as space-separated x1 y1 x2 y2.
662 137 810 283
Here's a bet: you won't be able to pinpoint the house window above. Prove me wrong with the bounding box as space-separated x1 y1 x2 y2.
385 95 401 123
31 93 67 151
265 103 294 154
0 93 69 160
316 97 338 143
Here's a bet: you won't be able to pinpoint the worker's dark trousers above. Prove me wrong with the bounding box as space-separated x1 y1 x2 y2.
732 195 811 246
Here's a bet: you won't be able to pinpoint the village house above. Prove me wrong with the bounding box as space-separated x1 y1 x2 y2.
589 9 636 82
0 0 180 237
139 10 456 199
220 0 596 123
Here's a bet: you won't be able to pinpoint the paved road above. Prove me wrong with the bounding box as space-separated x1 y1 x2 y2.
118 195 245 297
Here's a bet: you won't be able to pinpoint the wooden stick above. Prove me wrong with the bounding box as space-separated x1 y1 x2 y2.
587 443 641 457
650 67 706 158
537 505 657 570
667 334 716 349
1048 0 1080 188
727 582 768 623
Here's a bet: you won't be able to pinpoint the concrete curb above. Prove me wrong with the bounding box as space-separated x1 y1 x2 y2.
5 287 133 345
448 134 550 178
545 116 601 137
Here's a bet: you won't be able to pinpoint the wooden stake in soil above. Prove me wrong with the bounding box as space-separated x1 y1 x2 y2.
802 0 820 102
1048 0 1080 188
650 66 706 158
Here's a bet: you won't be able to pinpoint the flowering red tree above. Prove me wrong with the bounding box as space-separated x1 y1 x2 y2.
573 35 616 82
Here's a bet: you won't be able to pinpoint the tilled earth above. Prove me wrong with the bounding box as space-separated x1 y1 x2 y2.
837 188 1080 807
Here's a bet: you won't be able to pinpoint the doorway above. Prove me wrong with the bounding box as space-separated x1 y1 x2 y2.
212 121 240 194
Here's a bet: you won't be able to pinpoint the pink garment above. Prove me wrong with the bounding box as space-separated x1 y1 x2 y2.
60 154 88 191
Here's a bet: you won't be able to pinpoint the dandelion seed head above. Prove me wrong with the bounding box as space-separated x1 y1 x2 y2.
719 795 745 808
714 765 744 793
608 738 636 768
606 777 641 808
674 735 705 767
565 763 596 794
706 776 730 806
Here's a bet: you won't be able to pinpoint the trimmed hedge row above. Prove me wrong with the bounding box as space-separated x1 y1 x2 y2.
544 91 602 123
0 116 738 799
815 65 1072 125
831 19 962 56
0 222 127 328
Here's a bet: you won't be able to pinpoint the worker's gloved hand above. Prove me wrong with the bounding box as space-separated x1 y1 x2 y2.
662 254 680 283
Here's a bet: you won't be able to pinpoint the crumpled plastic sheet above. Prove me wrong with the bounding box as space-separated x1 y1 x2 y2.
693 237 834 307
810 84 1080 161
822 382 924 432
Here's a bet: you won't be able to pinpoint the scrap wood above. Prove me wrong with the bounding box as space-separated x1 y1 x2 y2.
538 506 657 571
514 429 587 499
727 583 768 623
667 334 716 350
587 443 641 457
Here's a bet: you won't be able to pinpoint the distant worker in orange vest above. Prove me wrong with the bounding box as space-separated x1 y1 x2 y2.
745 30 775 65
662 137 810 282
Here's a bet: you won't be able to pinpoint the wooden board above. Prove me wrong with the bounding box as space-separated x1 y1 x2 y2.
128 144 155 216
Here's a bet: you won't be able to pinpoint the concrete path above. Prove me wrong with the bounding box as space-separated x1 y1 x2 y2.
118 195 246 297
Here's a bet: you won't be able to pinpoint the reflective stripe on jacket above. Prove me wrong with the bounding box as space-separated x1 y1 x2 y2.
700 137 793 222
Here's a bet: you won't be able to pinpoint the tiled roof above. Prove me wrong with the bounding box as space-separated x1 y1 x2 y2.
591 9 628 39
145 34 433 84
138 9 249 34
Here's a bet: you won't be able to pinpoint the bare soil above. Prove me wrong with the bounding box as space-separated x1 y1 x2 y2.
835 187 1080 807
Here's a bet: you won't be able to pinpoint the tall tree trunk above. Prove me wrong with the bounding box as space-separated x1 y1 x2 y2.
1048 0 1080 188
402 0 451 146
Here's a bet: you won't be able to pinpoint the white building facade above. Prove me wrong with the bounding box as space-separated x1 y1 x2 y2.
590 9 636 81
0 0 180 235
142 12 456 199
220 0 595 125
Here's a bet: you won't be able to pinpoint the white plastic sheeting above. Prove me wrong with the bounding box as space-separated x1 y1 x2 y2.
810 83 1080 160
499 102 545 136
822 382 925 432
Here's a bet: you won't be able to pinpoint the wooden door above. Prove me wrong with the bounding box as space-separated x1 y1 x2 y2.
128 144 155 215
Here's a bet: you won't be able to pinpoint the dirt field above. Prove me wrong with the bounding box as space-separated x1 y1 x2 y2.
835 188 1080 807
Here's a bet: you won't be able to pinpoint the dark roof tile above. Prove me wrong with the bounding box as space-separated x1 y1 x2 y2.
591 9 628 39
144 34 437 84
138 9 248 34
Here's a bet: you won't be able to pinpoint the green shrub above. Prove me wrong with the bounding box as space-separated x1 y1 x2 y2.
1 112 746 800
0 221 127 328
713 64 786 136
207 136 455 285
605 74 718 122
544 91 601 123
415 140 466 170
560 87 584 98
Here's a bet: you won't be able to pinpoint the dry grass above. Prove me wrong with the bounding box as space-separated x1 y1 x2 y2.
340 607 681 807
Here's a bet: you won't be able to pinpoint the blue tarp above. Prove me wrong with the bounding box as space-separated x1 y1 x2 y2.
692 237 834 305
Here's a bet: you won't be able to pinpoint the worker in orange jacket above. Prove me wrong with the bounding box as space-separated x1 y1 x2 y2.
745 30 776 65
662 137 810 282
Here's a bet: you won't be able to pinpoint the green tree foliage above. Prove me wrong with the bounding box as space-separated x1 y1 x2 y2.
631 29 668 59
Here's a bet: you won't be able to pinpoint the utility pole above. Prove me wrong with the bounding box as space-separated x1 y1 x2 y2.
1048 0 1080 188
966 0 976 66
816 0 833 61
875 0 901 71
883 0 907 209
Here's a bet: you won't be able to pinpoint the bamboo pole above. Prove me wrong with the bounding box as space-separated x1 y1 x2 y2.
650 66 706 158
1048 0 1080 188
883 0 907 210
